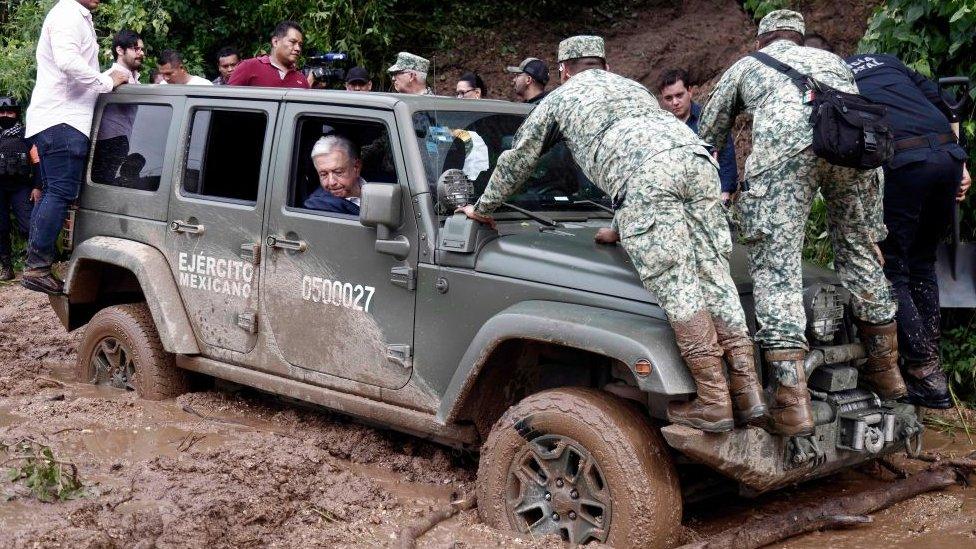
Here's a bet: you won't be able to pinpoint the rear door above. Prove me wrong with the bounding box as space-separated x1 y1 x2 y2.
165 99 278 355
260 103 418 389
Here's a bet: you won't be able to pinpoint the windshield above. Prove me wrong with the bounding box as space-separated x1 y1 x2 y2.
413 110 610 214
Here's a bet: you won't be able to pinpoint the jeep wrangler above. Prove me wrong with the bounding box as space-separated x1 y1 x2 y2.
49 85 923 547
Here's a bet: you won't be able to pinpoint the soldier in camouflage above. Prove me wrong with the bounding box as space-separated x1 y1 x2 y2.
387 52 434 95
460 35 767 433
699 10 908 436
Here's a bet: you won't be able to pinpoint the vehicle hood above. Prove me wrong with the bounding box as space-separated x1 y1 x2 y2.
474 226 839 303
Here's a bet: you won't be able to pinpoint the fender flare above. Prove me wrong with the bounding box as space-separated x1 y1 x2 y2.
437 300 695 423
59 236 200 354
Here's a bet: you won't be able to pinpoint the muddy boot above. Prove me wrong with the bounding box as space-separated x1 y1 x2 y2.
903 358 951 409
667 312 734 433
725 347 767 425
714 321 766 425
763 349 815 437
0 262 12 281
855 320 908 400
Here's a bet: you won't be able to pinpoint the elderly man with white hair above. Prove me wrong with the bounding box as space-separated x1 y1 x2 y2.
387 52 433 95
303 134 365 215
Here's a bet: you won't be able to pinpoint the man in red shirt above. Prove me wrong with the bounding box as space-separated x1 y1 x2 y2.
228 21 309 89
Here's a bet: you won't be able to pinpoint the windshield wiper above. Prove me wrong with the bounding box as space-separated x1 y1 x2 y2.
573 199 614 214
500 202 560 227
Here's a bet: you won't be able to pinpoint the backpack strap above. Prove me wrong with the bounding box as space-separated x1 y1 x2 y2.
748 52 815 93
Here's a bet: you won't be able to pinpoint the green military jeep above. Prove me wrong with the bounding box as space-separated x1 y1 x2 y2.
49 85 922 547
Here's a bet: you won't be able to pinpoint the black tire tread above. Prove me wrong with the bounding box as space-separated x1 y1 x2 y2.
76 303 189 400
477 387 681 547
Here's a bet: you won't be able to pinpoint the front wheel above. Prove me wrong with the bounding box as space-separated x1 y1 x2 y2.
477 387 681 547
76 303 189 400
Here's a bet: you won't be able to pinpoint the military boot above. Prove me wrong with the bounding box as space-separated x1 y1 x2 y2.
667 312 734 433
855 320 908 400
714 321 766 425
0 261 13 281
903 358 951 409
763 349 815 436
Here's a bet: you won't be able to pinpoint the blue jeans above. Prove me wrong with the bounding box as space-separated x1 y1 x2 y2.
26 124 89 275
0 185 33 263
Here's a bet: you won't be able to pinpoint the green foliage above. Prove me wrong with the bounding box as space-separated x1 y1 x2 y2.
802 195 834 268
2 439 88 502
0 0 640 98
942 310 976 402
0 0 55 101
742 0 794 20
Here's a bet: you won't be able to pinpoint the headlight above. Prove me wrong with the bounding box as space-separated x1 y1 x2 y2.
804 284 844 344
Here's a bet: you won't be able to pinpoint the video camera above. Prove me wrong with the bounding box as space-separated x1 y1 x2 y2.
305 52 348 87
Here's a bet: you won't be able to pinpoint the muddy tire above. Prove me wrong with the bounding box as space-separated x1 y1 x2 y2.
76 303 189 400
477 387 681 547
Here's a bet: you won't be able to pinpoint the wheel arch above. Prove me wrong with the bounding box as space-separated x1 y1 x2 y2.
437 300 695 429
50 236 199 354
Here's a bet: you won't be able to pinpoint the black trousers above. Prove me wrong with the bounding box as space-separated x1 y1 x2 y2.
0 185 33 263
879 149 963 364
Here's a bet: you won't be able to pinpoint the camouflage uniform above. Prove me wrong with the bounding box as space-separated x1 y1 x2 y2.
387 52 434 95
474 65 749 340
699 37 896 350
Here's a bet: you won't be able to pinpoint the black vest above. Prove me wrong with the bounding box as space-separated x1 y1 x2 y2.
0 129 32 187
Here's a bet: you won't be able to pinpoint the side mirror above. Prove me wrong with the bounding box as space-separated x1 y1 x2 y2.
360 183 402 229
360 184 410 260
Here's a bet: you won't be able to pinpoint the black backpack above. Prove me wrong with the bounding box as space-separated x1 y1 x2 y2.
750 52 894 170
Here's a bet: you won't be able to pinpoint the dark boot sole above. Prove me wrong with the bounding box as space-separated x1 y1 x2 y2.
20 277 64 295
734 404 768 426
904 394 952 409
667 413 734 433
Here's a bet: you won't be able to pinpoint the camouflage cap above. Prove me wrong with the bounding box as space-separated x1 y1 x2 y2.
557 35 605 63
387 52 430 74
757 9 805 36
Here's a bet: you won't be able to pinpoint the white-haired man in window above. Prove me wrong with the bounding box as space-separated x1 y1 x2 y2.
303 134 365 215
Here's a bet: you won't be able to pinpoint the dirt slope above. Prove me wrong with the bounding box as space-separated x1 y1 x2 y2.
429 0 881 100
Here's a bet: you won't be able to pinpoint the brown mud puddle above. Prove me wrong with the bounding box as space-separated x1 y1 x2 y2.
3 285 976 548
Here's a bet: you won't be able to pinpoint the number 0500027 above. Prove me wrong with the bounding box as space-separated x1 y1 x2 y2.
301 276 376 313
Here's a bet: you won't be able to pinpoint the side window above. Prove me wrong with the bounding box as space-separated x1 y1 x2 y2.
90 104 172 190
290 116 398 215
183 109 267 204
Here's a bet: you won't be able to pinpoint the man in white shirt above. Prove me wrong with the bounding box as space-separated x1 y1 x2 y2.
91 29 143 183
22 0 128 294
157 49 213 86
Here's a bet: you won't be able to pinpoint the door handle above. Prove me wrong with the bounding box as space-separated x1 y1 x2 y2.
170 219 205 234
267 235 307 252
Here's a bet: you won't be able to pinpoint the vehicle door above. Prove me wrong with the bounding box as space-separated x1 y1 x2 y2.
260 104 417 389
165 99 278 355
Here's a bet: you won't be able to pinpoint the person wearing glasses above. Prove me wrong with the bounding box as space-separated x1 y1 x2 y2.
91 29 145 183
455 72 487 99
388 52 433 95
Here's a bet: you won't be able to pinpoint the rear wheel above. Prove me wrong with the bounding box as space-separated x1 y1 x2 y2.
76 303 189 400
477 387 681 547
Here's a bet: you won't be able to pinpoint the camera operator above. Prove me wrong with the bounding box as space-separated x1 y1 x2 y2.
228 21 309 89
305 52 351 89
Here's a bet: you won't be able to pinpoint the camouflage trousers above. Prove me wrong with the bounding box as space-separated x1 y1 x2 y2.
738 149 896 350
616 147 750 356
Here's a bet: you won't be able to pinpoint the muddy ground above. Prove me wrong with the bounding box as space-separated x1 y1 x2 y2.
2 282 976 548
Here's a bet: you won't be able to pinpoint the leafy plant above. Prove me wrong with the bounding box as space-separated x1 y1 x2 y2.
2 439 89 502
802 194 833 268
742 0 794 20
